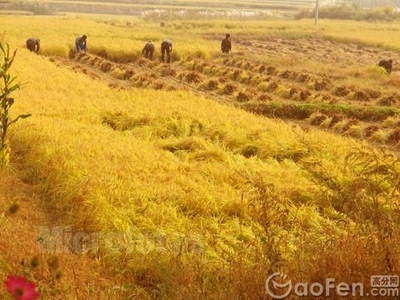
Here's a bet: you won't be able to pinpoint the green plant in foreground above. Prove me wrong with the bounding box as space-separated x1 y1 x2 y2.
0 42 31 165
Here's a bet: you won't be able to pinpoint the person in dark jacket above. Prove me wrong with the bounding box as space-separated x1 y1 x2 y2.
161 39 173 63
75 35 87 53
378 59 393 74
142 40 155 60
26 37 40 53
221 33 232 53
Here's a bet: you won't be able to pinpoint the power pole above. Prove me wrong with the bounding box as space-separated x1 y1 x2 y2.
314 0 319 26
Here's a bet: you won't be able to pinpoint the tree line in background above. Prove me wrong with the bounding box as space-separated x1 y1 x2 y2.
324 0 400 7
297 3 400 20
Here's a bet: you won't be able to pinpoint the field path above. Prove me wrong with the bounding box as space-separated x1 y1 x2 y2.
0 144 131 299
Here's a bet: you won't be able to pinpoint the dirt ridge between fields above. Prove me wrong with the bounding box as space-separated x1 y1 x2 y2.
49 37 400 155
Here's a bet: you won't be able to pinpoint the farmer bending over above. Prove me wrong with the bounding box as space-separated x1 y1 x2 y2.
161 39 173 63
75 35 87 54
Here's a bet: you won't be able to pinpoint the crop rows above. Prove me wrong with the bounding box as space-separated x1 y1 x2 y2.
50 36 400 153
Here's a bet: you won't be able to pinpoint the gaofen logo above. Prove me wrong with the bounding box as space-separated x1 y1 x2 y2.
265 272 292 299
265 273 399 299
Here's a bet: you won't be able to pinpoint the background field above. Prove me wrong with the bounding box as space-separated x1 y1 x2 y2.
0 0 315 18
1 12 400 300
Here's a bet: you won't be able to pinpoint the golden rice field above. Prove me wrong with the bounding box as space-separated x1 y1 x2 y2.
0 14 400 299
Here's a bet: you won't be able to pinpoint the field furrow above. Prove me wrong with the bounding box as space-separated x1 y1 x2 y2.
49 36 400 154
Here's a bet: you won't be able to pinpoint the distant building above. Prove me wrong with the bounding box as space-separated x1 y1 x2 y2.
321 0 340 6
319 0 353 6
351 0 400 8
316 0 400 8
